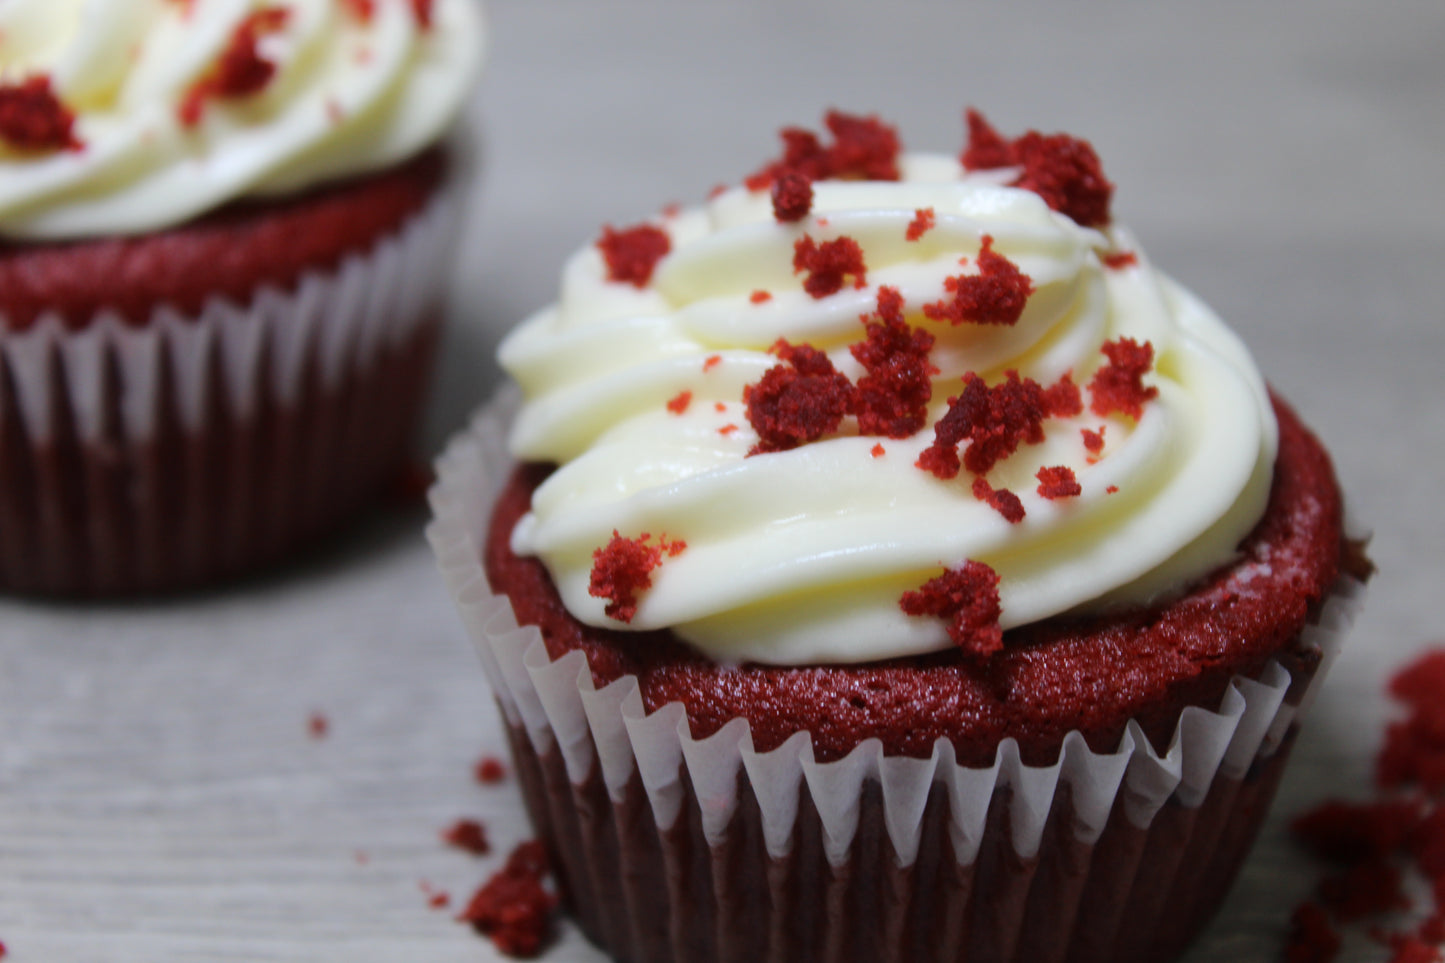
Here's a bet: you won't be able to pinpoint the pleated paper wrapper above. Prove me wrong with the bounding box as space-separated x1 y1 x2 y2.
428 390 1364 963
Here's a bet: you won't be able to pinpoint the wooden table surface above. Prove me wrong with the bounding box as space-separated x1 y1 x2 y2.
3 3 1443 960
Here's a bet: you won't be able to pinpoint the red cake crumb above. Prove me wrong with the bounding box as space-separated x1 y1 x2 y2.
458 841 556 958
703 355 722 372
960 108 1015 172
666 390 692 415
1106 485 1118 494
1037 465 1081 499
917 371 1050 479
719 424 739 436
1386 939 1442 963
596 223 670 288
1318 860 1410 921
906 207 936 241
747 110 901 189
341 0 375 21
750 290 773 304
179 7 291 127
1284 902 1342 963
1088 337 1159 419
972 476 1026 524
744 340 855 454
958 109 1113 227
1292 799 1425 864
922 235 1034 326
871 443 885 458
0 75 83 152
588 532 686 623
793 234 867 298
1409 809 1445 878
898 560 1003 658
475 756 508 784
1103 251 1138 269
308 711 328 739
442 818 492 857
420 880 451 910
714 402 727 412
850 286 938 438
1042 372 1084 417
771 170 814 222
1082 427 1106 453
411 0 435 29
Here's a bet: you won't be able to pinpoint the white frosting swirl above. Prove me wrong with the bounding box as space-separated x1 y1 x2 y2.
501 155 1277 665
0 0 483 239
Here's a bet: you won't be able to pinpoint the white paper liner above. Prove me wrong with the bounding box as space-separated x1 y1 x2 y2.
428 390 1366 868
0 158 464 445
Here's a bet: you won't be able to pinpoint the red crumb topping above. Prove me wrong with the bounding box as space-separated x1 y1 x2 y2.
793 234 868 298
906 207 936 241
475 756 507 784
420 880 451 910
0 75 82 152
1036 465 1081 500
917 371 1051 479
179 7 291 127
596 223 670 288
850 286 938 438
750 290 773 304
1103 251 1138 269
718 424 739 436
714 402 726 412
442 818 491 857
1409 808 1445 878
746 109 901 189
1292 799 1425 864
703 355 722 372
588 531 686 623
744 340 855 455
1318 860 1410 921
898 560 1003 659
307 712 328 738
771 170 814 223
1284 903 1341 963
972 476 1026 524
341 0 375 21
959 109 1114 227
0 939 7 959
1088 337 1159 419
1042 372 1084 417
871 443 885 458
411 0 435 29
921 235 1034 326
1388 940 1441 963
1105 485 1119 494
458 841 556 959
1082 427 1105 453
666 390 692 415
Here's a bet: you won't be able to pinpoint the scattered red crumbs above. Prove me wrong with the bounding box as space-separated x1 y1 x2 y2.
1106 485 1118 494
714 402 726 413
179 7 291 127
922 235 1034 326
1043 372 1084 417
850 286 938 438
0 939 7 959
771 170 814 223
746 109 901 189
744 340 855 455
0 75 82 152
960 109 1114 228
972 476 1026 524
341 0 375 21
703 354 722 372
442 818 491 857
750 290 773 304
661 201 682 218
1103 251 1138 270
307 711 328 739
898 560 1003 658
718 424 739 436
458 841 556 959
1036 465 1082 500
917 371 1053 480
411 0 435 29
666 390 692 415
1318 860 1410 921
475 756 507 784
596 223 670 288
1082 427 1106 453
1389 939 1442 963
1088 337 1159 419
588 531 685 623
708 183 729 200
871 443 885 458
1293 799 1425 864
906 207 936 242
420 880 452 910
1284 902 1341 963
793 234 868 298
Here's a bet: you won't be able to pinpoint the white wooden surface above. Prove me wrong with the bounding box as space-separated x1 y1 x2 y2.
3 3 1444 960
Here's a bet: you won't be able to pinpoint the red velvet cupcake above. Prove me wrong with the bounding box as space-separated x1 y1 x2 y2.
430 110 1369 962
0 0 484 594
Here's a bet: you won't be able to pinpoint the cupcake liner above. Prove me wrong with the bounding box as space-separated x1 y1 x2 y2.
0 159 464 596
428 391 1365 962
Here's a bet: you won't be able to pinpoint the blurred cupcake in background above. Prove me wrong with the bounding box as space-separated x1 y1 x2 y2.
0 0 484 595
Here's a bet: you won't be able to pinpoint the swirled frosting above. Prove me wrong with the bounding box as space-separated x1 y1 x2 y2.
0 0 483 240
500 151 1277 666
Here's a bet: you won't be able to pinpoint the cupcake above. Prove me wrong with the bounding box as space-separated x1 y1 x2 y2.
430 109 1368 961
0 0 484 595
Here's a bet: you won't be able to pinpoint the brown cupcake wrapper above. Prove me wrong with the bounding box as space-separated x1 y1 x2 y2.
428 390 1365 962
0 162 464 596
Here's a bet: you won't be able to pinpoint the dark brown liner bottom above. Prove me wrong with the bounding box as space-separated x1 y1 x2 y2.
506 706 1303 963
0 316 440 596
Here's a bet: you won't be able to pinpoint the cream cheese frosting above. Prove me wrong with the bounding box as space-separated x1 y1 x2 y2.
500 152 1277 666
0 0 483 240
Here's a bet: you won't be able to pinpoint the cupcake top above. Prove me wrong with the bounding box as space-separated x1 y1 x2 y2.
0 0 483 240
500 110 1278 666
